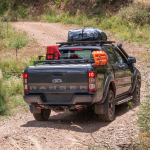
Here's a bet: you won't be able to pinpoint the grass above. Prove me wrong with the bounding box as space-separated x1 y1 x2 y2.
0 22 31 50
1 0 150 47
0 1 150 148
0 20 35 119
0 0 150 48
41 3 150 47
0 19 46 119
0 70 8 116
0 56 40 119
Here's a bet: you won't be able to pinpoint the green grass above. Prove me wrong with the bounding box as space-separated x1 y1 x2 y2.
42 3 150 47
0 0 150 48
0 21 33 118
0 59 32 118
0 22 31 50
0 57 30 73
0 79 8 115
1 1 150 47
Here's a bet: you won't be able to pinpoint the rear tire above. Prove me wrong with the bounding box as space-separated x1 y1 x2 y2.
99 90 115 122
33 109 51 121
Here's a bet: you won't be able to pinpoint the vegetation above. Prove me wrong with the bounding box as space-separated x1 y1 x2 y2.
42 2 150 47
0 0 150 46
0 21 33 118
0 0 150 148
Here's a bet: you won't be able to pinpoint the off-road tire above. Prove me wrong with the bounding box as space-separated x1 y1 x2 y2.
33 109 51 121
99 90 115 122
131 79 140 106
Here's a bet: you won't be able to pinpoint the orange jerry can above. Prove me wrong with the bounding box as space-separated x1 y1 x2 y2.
92 51 108 65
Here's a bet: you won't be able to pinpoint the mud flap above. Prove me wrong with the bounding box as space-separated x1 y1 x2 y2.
94 98 108 114
29 105 41 114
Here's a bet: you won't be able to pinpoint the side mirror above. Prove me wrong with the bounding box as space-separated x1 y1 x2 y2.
127 57 136 64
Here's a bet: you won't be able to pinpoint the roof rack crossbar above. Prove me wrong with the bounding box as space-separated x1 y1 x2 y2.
56 40 115 47
34 58 94 65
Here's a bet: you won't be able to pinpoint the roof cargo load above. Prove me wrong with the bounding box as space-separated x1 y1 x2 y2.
68 27 107 42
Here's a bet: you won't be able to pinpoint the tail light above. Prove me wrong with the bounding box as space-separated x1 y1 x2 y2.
88 71 96 91
23 73 28 92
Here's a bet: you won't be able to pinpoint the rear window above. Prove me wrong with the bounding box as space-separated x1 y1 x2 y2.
60 50 94 59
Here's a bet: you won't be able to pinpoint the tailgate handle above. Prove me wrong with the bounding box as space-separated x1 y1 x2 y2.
52 73 62 77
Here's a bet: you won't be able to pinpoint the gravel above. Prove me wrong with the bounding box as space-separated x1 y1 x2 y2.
0 22 146 150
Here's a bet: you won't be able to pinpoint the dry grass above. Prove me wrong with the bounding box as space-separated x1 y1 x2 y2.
0 21 48 118
134 0 150 8
0 22 43 117
139 132 150 145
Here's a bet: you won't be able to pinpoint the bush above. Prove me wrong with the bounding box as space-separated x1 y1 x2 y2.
0 69 8 115
3 76 24 96
0 21 32 117
18 7 27 19
0 92 8 115
119 4 150 26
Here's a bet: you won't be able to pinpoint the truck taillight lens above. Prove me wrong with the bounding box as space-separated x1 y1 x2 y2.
23 73 28 92
88 71 96 91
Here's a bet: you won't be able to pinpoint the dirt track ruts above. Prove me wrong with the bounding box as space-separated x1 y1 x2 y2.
0 22 146 150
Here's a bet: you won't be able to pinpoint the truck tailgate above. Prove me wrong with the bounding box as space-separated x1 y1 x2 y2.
27 64 89 93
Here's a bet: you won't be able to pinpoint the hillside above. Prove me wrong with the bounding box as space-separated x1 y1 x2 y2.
1 0 150 46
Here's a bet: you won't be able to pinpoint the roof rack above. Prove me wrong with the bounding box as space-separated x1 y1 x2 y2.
56 40 115 47
34 59 94 65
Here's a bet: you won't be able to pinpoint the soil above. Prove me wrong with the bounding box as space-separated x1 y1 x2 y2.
0 22 147 150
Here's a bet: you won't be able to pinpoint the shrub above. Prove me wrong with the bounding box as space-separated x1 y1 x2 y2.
0 69 8 115
119 4 150 26
18 7 27 19
0 22 32 117
3 76 23 96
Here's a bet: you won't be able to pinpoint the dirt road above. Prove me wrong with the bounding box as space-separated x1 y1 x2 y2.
0 22 145 150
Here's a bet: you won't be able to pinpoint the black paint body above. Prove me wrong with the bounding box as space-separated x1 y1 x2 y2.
23 44 141 110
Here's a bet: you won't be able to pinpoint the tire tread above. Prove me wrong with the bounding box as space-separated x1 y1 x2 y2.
33 109 51 121
98 90 115 122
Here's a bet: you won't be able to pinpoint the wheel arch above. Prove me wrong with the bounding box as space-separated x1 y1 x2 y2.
100 75 116 104
130 69 141 93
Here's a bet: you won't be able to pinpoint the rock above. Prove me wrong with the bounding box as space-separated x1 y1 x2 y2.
95 143 99 147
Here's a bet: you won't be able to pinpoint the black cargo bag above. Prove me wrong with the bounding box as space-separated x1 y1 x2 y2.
68 27 107 42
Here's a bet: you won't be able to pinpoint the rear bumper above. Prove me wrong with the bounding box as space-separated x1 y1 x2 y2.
24 94 94 105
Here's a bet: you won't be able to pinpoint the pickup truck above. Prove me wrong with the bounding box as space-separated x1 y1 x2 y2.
23 40 141 122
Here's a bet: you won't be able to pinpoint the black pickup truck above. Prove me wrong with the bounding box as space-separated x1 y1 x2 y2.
23 40 141 122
